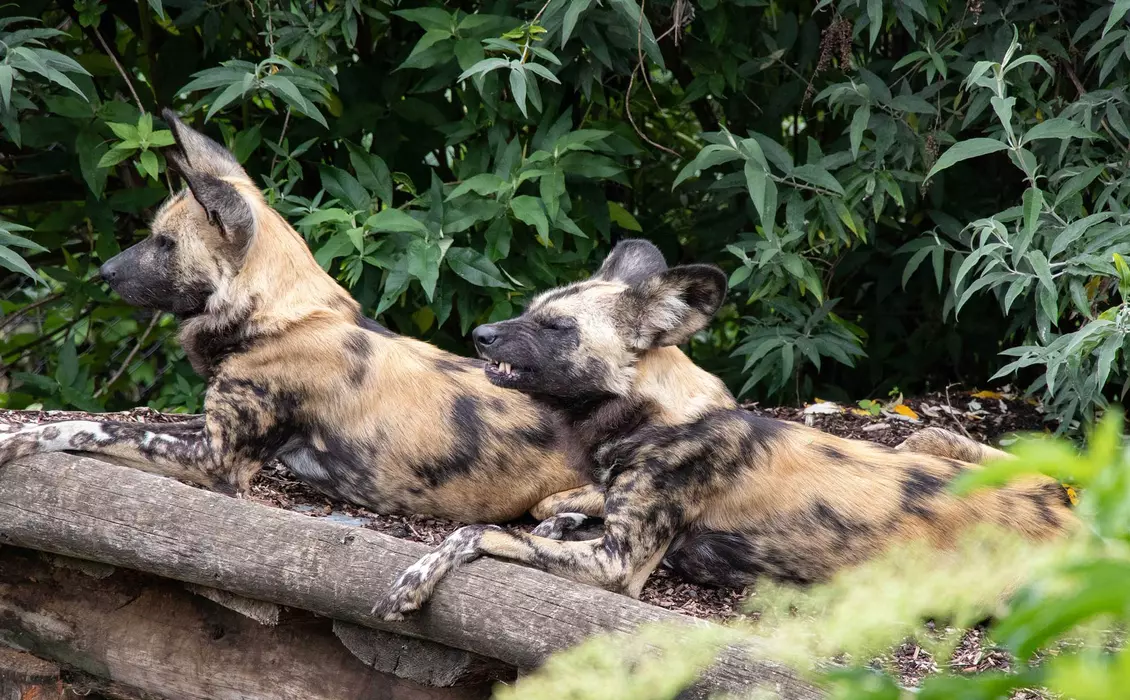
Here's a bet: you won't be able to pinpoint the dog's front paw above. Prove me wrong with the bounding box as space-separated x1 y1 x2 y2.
532 512 588 540
371 552 441 620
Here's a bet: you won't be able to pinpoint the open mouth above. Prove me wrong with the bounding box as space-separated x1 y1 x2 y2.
483 358 530 383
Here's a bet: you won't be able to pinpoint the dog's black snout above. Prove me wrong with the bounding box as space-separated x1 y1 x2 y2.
100 256 122 282
472 325 499 351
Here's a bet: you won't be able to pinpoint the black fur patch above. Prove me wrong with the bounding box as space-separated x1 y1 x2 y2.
434 357 483 374
356 312 396 338
410 395 485 487
665 531 769 588
183 309 254 376
343 331 371 385
818 444 847 461
900 468 946 518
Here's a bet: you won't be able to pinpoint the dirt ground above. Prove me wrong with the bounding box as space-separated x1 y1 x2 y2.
0 386 1054 689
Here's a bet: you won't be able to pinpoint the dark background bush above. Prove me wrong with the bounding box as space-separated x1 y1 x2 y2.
1 0 1127 429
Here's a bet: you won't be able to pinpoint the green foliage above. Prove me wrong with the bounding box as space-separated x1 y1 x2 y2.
0 0 1127 426
497 413 1128 700
493 624 737 700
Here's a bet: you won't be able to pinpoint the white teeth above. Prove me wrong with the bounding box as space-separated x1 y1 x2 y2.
501 362 512 375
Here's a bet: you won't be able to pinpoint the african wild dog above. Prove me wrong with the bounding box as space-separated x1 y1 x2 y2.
0 110 594 523
374 239 1075 618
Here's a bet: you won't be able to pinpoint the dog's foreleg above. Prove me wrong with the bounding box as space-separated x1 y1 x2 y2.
0 417 256 495
375 492 676 619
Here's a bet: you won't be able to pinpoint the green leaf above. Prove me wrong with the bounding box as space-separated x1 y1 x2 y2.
458 57 510 82
562 0 594 45
1021 118 1098 145
608 201 642 232
867 0 883 48
0 66 13 110
365 209 430 236
139 149 159 181
1022 187 1042 239
792 165 845 195
205 75 253 122
76 131 108 199
485 216 512 260
262 74 327 128
96 144 137 169
393 7 453 31
449 174 507 200
744 161 778 229
540 168 565 221
147 0 165 19
107 121 138 141
349 149 394 204
509 65 528 118
1105 0 1130 36
510 195 549 242
446 246 510 288
407 238 447 301
850 105 869 160
56 338 79 389
137 112 153 143
673 144 742 188
320 166 371 212
925 138 1009 180
148 130 176 148
0 244 44 283
1027 249 1056 295
990 95 1016 142
297 208 353 228
1055 164 1105 206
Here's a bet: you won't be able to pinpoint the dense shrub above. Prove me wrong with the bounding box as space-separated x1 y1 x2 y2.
0 0 1127 428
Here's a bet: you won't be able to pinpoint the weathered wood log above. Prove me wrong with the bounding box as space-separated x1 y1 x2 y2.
0 547 498 700
0 646 66 700
0 453 820 699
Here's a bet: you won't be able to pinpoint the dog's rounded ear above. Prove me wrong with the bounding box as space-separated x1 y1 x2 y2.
629 264 727 349
161 108 245 180
593 239 668 286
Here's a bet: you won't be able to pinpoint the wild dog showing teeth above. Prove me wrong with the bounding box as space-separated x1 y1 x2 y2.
375 238 1076 620
0 110 596 526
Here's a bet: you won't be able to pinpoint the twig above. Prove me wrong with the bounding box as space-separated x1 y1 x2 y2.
271 108 291 173
626 70 680 157
626 0 679 157
95 312 163 398
0 292 64 334
634 0 661 108
519 0 554 64
92 26 144 113
944 383 975 440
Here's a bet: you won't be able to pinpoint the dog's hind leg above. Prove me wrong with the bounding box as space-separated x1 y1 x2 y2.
529 483 606 539
895 426 1012 464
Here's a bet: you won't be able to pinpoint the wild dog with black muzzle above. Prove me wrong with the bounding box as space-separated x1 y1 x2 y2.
0 110 595 524
374 239 1075 618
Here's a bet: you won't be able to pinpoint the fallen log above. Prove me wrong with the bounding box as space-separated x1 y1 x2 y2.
0 547 497 700
0 452 820 699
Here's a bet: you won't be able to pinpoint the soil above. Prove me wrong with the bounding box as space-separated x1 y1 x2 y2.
0 386 1053 691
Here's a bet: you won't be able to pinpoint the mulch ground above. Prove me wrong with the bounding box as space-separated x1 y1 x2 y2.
0 386 1054 690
